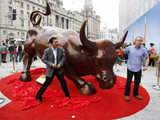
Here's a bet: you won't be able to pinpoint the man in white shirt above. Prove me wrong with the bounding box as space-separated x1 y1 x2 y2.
36 37 71 103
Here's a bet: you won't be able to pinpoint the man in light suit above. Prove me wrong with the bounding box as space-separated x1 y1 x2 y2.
36 37 71 103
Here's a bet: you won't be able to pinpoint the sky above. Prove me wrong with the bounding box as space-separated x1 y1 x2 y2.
62 0 119 29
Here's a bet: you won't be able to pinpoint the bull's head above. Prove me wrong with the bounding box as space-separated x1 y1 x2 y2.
80 21 128 89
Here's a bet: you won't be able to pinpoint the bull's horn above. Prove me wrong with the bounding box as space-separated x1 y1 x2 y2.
30 2 51 26
80 21 98 54
114 31 128 49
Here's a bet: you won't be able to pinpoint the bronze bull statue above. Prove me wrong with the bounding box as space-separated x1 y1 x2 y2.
20 2 128 95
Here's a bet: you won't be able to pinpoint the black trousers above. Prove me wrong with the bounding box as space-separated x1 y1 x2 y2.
36 70 70 98
149 58 155 67
1 54 7 62
125 69 142 96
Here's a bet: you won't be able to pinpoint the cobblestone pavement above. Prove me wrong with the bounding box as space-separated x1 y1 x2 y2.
0 59 160 120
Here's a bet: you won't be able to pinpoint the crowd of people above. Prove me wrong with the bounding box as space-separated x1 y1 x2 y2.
0 42 25 64
116 42 158 67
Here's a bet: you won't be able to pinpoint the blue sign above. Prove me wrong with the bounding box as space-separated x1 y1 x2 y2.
124 2 160 53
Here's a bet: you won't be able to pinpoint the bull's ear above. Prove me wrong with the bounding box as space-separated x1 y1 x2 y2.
80 21 98 55
114 31 128 49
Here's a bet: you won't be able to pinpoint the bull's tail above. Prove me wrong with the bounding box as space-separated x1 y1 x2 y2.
30 2 51 27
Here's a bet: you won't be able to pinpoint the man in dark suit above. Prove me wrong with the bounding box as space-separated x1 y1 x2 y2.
36 37 71 103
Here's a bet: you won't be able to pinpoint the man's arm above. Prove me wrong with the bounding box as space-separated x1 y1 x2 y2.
120 46 130 55
42 49 53 67
58 48 66 67
143 50 149 71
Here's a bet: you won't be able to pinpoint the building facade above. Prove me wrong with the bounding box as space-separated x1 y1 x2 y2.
119 0 160 32
0 0 100 44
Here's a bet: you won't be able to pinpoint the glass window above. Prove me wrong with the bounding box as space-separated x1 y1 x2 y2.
21 2 24 8
21 20 24 27
55 15 59 27
20 10 24 15
9 6 12 13
3 30 6 35
9 0 12 4
27 12 30 18
66 19 69 29
62 17 64 29
33 6 35 11
8 6 12 19
21 32 25 36
28 20 30 27
27 4 30 10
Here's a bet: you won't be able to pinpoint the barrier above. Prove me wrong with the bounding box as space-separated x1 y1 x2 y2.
0 52 24 72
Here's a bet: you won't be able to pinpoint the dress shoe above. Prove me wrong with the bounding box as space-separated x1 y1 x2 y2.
66 95 71 99
134 95 142 100
125 96 130 101
36 95 42 103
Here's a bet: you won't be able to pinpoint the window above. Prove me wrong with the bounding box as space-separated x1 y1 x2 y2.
55 15 59 27
62 17 64 29
8 6 12 19
21 32 25 37
9 6 12 12
27 12 30 27
66 19 69 29
8 20 13 26
28 20 30 27
20 10 24 15
50 18 52 25
9 0 12 4
3 30 6 35
27 4 30 10
21 19 24 27
21 2 24 8
33 6 35 11
27 12 30 18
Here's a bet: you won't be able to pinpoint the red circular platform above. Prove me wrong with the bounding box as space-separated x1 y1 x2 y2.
0 68 150 120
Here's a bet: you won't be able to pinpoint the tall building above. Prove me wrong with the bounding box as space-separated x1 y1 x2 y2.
82 0 100 39
0 0 100 44
119 0 160 32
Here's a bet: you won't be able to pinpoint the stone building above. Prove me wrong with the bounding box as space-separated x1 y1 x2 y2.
0 0 100 44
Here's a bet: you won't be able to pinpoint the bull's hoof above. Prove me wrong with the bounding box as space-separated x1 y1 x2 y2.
20 72 32 82
80 82 96 95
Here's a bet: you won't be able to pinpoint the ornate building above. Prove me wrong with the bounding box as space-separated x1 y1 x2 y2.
82 0 100 39
119 0 160 32
0 0 100 44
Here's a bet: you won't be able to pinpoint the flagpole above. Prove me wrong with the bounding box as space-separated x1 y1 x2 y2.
132 26 135 43
144 16 147 43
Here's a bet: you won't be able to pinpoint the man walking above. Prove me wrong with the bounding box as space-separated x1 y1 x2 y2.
122 36 149 101
1 43 8 63
36 37 71 103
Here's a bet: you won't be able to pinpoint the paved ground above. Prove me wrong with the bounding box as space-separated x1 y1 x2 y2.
115 63 160 120
0 58 160 120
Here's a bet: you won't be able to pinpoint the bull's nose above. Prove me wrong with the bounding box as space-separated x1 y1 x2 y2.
110 80 113 84
103 77 107 81
99 80 114 89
